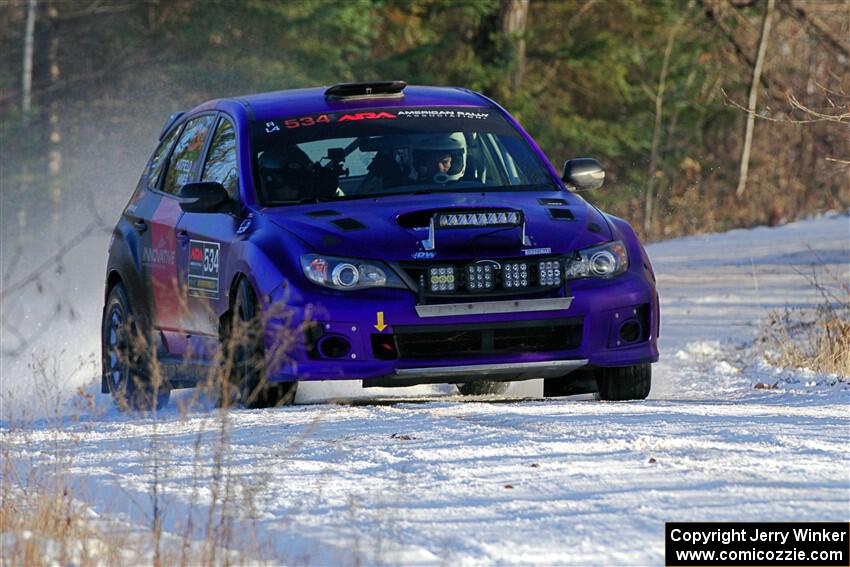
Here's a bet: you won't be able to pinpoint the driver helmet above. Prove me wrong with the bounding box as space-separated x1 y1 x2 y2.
403 132 467 183
258 146 314 199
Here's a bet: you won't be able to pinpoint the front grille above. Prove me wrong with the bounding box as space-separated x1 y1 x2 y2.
382 318 583 360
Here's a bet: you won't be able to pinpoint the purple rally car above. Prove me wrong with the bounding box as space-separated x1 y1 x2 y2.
102 81 659 409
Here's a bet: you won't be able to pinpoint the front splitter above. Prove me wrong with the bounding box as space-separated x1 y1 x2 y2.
363 359 588 388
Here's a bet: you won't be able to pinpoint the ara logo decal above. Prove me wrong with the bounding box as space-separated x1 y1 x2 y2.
188 240 220 299
412 251 436 259
337 112 397 122
264 121 280 133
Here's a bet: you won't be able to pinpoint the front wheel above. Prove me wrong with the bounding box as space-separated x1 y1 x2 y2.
102 283 170 411
544 364 651 400
596 364 652 400
222 278 297 409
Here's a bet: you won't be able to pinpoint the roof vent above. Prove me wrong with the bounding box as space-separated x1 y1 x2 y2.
325 81 407 100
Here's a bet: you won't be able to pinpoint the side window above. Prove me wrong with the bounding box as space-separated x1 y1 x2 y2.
146 126 182 190
162 115 216 195
201 118 238 200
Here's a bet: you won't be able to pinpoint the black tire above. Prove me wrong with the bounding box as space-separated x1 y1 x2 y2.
101 283 170 411
596 364 652 401
542 368 598 398
224 278 297 409
456 381 509 396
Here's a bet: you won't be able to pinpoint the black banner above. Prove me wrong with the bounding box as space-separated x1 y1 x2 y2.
666 522 849 567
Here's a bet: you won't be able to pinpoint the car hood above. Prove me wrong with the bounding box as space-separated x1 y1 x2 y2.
261 191 612 261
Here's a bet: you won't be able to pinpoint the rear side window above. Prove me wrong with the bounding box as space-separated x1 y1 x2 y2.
201 118 238 200
162 115 216 195
146 126 182 191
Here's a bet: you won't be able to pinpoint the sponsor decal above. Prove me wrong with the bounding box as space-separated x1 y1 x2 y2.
142 235 176 266
396 109 489 120
278 112 394 130
337 111 396 122
236 214 253 236
188 240 220 299
522 247 552 256
143 246 176 266
412 251 436 259
266 108 494 134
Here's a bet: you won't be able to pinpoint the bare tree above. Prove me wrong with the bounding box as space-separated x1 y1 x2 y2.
735 0 776 198
21 0 37 126
47 4 63 220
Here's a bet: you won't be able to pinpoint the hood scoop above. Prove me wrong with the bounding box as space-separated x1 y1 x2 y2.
414 208 531 251
548 208 575 221
396 209 439 229
331 218 367 231
306 209 341 217
538 197 568 206
396 207 517 230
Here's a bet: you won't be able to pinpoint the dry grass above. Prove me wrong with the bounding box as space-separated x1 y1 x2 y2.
0 224 323 565
760 266 850 377
0 300 299 566
0 482 121 566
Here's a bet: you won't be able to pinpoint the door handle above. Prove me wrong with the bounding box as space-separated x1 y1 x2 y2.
177 230 190 245
133 219 147 233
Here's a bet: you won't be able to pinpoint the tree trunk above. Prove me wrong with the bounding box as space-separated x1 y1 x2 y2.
47 4 62 221
21 0 37 126
644 16 683 237
735 0 775 198
500 0 529 93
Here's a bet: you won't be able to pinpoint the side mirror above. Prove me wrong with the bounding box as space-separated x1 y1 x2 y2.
178 182 231 213
562 158 605 191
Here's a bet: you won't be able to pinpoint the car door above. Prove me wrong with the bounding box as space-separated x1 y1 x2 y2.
118 123 180 334
176 114 242 360
153 113 217 357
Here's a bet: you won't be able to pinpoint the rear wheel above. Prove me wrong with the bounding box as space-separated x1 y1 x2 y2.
456 381 509 396
223 278 297 409
102 283 170 411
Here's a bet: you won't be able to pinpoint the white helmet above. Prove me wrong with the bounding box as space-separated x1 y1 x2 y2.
402 132 467 183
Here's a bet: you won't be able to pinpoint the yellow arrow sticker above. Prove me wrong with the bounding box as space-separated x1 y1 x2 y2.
374 311 387 332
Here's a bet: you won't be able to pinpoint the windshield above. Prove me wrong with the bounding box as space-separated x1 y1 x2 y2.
251 107 557 205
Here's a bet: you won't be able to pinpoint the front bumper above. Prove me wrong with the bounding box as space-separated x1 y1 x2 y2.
264 269 659 383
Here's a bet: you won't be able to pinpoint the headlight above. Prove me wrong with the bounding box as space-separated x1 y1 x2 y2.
564 241 628 279
301 255 406 290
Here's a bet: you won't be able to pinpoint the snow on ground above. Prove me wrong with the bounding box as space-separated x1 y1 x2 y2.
1 213 849 565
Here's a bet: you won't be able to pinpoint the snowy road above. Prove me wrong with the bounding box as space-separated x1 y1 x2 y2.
2 214 849 565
